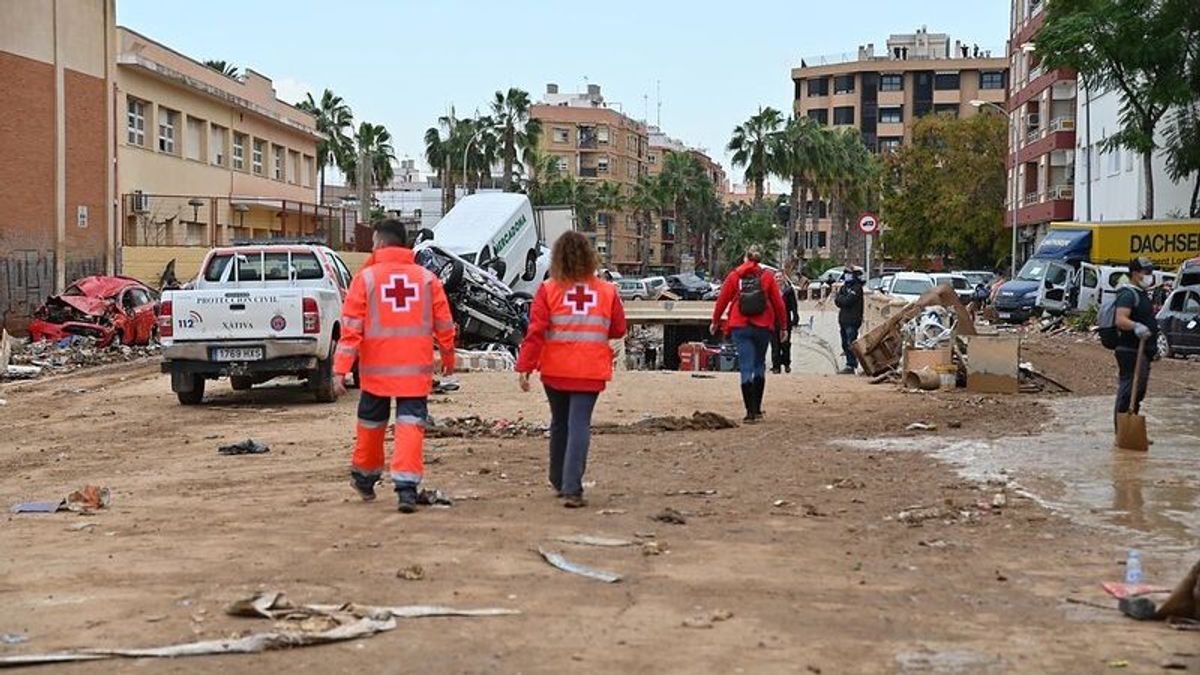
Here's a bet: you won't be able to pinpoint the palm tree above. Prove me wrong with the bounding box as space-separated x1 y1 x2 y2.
463 115 498 194
773 116 835 262
345 122 396 191
203 60 239 78
727 107 783 205
296 89 354 206
595 181 625 265
823 129 876 263
491 88 542 191
425 109 465 213
631 175 666 273
521 149 563 206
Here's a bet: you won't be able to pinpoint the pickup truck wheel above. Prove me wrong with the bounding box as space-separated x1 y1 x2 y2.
176 375 205 405
230 376 254 391
312 341 338 403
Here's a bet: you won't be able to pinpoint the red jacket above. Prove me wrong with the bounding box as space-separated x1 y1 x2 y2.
712 262 787 332
517 279 627 392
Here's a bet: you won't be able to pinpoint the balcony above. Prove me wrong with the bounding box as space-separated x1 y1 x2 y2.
579 167 598 178
1049 183 1074 200
1023 191 1040 207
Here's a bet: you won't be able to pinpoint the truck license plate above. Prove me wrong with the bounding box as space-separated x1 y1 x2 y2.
997 312 1012 319
212 347 264 362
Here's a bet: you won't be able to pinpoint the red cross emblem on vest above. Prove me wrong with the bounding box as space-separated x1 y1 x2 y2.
381 274 419 312
564 284 597 315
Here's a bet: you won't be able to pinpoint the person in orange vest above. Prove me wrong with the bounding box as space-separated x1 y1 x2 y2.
516 232 627 508
334 219 456 513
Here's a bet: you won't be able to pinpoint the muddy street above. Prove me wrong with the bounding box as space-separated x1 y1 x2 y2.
0 341 1197 673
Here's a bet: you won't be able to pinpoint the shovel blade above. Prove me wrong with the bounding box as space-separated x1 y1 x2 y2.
1115 413 1148 452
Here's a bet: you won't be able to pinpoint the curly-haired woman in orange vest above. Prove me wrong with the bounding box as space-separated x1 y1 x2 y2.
516 232 627 508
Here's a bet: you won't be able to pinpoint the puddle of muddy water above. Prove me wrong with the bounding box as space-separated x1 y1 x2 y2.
842 396 1200 557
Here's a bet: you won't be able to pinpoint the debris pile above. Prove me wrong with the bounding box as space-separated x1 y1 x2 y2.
427 411 738 439
593 411 738 434
3 334 160 379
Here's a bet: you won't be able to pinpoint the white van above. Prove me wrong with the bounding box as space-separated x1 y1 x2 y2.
424 193 549 296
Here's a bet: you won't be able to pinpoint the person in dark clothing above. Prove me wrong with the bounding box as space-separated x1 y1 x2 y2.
1112 257 1159 431
833 266 865 374
770 272 800 373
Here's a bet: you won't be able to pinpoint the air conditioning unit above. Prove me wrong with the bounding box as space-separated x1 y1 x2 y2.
132 190 150 213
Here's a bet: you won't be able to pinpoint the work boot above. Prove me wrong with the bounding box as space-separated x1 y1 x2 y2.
562 494 588 508
396 485 419 514
349 470 378 502
752 377 766 419
740 382 756 422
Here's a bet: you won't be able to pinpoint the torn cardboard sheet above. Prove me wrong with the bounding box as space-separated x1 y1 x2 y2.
0 591 518 667
538 547 623 583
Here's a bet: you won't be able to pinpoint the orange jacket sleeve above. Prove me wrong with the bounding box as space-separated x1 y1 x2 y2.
430 276 457 372
335 269 368 376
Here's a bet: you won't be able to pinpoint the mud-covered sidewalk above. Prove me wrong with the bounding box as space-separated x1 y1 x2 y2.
0 348 1197 672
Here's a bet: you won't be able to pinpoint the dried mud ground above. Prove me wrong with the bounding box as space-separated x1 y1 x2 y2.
1 341 1198 674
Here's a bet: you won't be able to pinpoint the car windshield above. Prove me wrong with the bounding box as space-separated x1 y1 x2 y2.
963 272 990 286
934 275 969 290
618 281 639 290
1017 260 1048 282
892 278 934 295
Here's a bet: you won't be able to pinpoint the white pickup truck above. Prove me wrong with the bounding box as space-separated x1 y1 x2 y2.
159 244 353 405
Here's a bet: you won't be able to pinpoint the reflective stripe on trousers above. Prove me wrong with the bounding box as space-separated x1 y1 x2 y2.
351 391 428 485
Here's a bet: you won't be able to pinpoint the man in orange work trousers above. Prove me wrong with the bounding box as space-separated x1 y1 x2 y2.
333 220 456 513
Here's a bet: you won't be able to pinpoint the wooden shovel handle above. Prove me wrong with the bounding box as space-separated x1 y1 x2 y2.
1130 335 1148 415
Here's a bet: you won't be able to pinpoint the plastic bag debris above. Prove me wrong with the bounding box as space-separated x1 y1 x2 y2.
0 591 518 666
217 439 270 456
537 547 622 583
10 485 110 514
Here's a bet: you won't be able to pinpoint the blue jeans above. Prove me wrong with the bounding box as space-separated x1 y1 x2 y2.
840 323 861 370
544 387 600 497
732 326 771 385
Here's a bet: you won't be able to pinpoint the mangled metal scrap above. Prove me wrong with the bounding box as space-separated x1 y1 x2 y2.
28 276 160 348
852 285 977 377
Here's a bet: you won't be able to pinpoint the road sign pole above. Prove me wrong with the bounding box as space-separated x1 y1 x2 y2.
865 233 872 280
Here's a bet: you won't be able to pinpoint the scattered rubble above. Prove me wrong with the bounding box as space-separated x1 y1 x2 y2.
397 565 426 581
11 484 111 514
682 609 734 629
651 508 688 525
3 334 160 380
427 411 738 439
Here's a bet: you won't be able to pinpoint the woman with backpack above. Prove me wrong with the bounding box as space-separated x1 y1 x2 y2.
710 246 787 423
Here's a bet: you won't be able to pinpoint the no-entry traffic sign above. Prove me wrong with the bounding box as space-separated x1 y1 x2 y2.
858 212 879 235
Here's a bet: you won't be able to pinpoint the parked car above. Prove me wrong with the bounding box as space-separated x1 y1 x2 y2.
817 266 846 285
665 273 710 300
866 276 885 292
642 276 668 298
617 278 653 301
1174 256 1200 288
160 244 350 405
877 275 895 294
1156 285 1200 358
960 270 996 289
930 272 974 304
886 272 935 302
29 276 159 347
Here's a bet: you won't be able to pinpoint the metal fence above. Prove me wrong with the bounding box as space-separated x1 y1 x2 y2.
120 193 358 250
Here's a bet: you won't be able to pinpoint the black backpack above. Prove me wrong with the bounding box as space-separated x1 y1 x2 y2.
738 272 767 316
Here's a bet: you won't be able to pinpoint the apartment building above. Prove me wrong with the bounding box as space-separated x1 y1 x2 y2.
1008 0 1077 265
1074 86 1197 223
791 27 1007 260
643 127 726 272
116 27 328 248
531 84 648 274
1 0 117 334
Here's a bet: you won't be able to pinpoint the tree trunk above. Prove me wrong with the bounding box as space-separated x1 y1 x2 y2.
1141 149 1155 219
1191 172 1200 218
788 174 801 263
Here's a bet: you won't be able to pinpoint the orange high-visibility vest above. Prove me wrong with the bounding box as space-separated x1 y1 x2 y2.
539 278 616 381
335 247 456 397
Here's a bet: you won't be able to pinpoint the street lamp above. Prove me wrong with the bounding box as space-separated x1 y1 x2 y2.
971 99 1019 278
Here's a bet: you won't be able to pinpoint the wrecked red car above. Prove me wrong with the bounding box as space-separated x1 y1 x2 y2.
29 276 160 347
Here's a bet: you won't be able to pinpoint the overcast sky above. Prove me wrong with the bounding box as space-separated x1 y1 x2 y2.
117 0 1008 187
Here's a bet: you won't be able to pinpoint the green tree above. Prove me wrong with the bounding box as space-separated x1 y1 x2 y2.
295 89 354 206
727 107 783 205
595 181 625 264
881 113 1008 269
718 203 781 269
424 109 466 213
462 115 498 194
630 174 667 273
203 60 238 78
345 122 396 191
522 148 563 207
827 129 881 266
773 115 835 262
1163 3 1200 216
1036 0 1194 218
491 88 542 191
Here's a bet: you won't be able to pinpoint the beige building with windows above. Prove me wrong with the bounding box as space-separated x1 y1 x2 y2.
116 27 333 249
645 127 726 272
791 27 1007 258
532 84 648 273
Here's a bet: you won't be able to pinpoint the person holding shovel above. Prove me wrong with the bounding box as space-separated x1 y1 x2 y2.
1112 257 1158 433
516 232 627 509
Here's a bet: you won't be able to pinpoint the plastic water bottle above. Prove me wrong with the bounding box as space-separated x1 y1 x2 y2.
1125 549 1143 584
